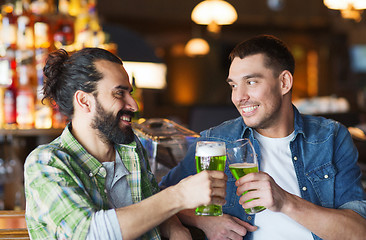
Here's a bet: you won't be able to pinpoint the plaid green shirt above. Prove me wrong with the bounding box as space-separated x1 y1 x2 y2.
24 124 161 239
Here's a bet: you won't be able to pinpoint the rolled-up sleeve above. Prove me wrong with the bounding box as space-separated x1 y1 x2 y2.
87 209 122 240
339 200 366 219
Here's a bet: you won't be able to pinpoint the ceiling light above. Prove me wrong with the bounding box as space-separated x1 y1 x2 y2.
324 0 366 10
191 0 237 33
323 0 366 21
185 38 210 57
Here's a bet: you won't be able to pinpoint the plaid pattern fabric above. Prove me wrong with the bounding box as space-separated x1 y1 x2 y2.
116 142 161 240
24 124 161 239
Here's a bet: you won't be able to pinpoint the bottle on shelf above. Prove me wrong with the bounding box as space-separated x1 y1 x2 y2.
31 0 51 49
53 0 75 50
33 1 52 129
74 0 89 49
68 0 82 17
3 50 18 129
0 88 4 127
3 87 17 129
2 0 18 52
16 64 35 129
15 0 34 51
1 1 18 129
35 84 52 129
0 49 11 129
87 0 105 48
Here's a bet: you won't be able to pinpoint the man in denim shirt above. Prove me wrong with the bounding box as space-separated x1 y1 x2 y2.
160 35 366 239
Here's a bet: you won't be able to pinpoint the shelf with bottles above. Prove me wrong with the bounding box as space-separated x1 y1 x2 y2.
0 0 115 52
0 0 117 131
0 82 67 130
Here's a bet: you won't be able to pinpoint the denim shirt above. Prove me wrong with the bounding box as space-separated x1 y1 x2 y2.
159 106 366 240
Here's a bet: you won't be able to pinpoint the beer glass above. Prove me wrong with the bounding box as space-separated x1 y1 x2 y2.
195 141 226 216
227 139 266 214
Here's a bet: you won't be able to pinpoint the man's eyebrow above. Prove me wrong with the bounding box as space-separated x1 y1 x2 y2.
243 73 263 79
226 73 263 83
114 85 132 92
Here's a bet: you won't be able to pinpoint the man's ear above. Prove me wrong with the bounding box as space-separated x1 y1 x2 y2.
280 70 293 95
74 90 93 113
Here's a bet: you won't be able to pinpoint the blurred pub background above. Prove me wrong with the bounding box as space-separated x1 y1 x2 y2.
0 0 366 211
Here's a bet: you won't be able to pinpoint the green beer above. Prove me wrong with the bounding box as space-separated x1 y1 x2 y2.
196 155 226 172
195 141 226 216
229 162 266 214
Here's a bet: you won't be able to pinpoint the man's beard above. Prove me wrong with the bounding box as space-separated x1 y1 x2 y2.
91 100 135 145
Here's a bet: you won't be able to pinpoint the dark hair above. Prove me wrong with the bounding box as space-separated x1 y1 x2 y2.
42 48 122 118
229 35 295 76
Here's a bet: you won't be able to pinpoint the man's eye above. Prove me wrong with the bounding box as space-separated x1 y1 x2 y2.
229 84 237 89
248 80 256 85
114 91 125 97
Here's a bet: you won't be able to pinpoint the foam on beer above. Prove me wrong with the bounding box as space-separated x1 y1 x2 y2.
196 142 226 157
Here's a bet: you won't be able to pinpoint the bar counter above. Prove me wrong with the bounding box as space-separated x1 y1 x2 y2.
0 211 29 239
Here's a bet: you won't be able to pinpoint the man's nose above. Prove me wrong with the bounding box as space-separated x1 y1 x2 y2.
232 86 249 104
126 94 139 112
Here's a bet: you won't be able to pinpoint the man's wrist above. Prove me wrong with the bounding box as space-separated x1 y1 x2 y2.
281 192 301 215
168 182 187 211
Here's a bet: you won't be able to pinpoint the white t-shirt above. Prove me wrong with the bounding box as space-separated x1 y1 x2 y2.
252 130 313 240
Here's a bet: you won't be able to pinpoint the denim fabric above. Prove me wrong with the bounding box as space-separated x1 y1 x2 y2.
159 106 366 240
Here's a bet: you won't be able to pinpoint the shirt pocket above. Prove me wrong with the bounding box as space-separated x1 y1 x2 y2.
306 164 337 208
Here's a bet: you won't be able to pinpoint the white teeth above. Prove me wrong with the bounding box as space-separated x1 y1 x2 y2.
242 106 258 113
121 116 131 122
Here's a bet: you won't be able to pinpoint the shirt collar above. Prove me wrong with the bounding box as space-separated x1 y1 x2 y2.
59 123 138 177
60 123 103 176
293 105 306 139
118 141 137 149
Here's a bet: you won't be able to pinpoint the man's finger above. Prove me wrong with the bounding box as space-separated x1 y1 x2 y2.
232 216 258 232
206 170 227 179
210 196 227 205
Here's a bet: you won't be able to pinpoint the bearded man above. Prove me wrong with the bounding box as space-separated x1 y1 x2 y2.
24 48 227 240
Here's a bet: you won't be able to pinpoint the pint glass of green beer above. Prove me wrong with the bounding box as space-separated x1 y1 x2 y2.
227 139 266 214
195 141 226 216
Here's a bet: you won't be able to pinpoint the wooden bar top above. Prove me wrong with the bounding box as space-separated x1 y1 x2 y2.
0 211 29 239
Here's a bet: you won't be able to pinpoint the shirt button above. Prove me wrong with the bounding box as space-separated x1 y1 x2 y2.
99 167 106 175
302 187 307 191
247 216 252 221
89 172 93 177
324 174 329 179
294 156 298 161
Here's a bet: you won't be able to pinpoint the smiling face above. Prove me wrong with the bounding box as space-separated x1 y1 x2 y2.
90 60 138 144
227 53 292 136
